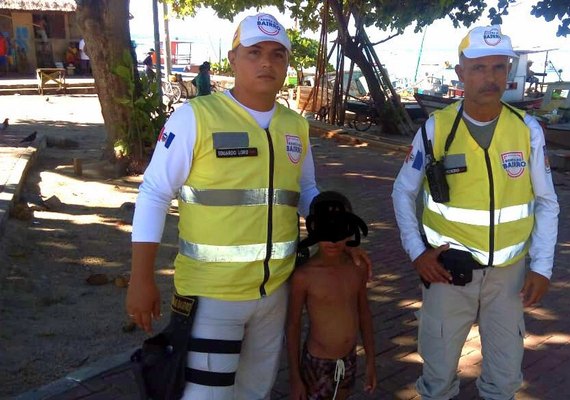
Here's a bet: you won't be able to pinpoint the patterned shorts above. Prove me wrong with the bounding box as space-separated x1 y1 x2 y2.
300 343 357 400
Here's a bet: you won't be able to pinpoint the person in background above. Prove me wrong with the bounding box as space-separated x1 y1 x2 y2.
33 15 48 43
392 25 559 400
78 38 90 75
143 49 155 81
126 12 370 400
191 61 212 96
287 191 376 400
64 41 79 69
0 32 8 76
526 60 540 92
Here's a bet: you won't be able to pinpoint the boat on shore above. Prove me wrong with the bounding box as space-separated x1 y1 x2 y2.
413 49 552 116
545 123 570 148
415 78 570 149
414 92 544 116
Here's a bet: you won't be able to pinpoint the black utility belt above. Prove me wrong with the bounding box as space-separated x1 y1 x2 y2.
439 249 489 286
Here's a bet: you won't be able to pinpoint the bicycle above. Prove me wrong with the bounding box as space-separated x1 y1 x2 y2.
161 73 192 104
346 98 378 132
161 79 182 103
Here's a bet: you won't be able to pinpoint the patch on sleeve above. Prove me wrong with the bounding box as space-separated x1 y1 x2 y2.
411 150 423 171
543 145 551 174
158 127 176 149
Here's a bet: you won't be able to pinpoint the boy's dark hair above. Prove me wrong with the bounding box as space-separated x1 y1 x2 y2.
300 191 368 248
199 61 211 72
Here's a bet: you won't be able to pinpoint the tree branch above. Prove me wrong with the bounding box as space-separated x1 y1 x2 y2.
370 32 401 46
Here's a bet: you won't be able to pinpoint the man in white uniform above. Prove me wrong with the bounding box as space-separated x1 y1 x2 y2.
127 13 369 400
392 25 559 400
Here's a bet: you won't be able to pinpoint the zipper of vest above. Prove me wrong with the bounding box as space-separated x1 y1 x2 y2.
260 128 275 297
484 149 495 266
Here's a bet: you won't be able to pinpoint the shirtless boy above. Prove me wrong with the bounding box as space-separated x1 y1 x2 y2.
287 191 377 400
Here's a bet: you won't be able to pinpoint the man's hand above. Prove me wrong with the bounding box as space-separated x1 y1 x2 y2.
126 277 161 333
520 271 550 307
364 362 377 394
412 244 452 284
345 246 373 280
128 242 161 333
289 378 307 400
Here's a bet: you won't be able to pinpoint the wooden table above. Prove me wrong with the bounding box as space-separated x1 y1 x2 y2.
36 68 66 95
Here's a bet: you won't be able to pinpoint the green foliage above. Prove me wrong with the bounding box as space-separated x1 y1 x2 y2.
488 0 569 36
287 28 319 72
163 0 569 37
112 50 167 159
165 0 285 20
531 0 570 36
211 58 233 76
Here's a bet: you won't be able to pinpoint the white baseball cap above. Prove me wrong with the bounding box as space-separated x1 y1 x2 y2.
232 13 292 53
458 25 518 59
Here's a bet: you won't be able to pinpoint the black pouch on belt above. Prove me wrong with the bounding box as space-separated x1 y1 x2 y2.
438 249 484 286
131 292 198 400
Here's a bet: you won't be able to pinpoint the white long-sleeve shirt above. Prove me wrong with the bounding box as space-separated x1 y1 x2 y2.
132 91 319 243
392 109 559 279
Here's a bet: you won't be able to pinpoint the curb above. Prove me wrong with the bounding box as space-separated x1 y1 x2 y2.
14 349 144 400
0 135 46 236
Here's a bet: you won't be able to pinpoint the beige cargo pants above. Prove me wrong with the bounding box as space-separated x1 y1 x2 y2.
416 258 526 400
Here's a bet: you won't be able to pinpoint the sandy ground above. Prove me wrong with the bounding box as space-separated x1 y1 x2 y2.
0 95 178 398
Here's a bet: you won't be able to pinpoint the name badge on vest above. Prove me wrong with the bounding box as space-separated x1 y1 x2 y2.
216 148 258 158
213 131 258 158
444 154 467 175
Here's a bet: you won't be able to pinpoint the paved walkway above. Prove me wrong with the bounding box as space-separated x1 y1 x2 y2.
2 103 570 399
271 126 570 400
0 127 43 235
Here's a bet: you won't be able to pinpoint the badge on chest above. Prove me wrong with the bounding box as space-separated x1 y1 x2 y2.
213 131 258 158
443 153 467 175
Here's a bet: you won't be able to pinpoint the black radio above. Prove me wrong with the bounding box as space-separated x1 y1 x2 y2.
425 156 450 203
421 123 450 204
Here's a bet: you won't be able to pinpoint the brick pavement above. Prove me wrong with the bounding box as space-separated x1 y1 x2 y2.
269 129 570 400
3 108 569 398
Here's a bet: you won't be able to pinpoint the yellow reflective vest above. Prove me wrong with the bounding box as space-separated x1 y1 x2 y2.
423 102 534 267
174 93 309 300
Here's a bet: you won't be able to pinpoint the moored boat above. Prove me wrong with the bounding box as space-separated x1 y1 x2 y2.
544 123 570 149
413 49 553 117
414 92 544 116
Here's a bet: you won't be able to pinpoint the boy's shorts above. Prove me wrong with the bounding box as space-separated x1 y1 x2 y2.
300 343 357 399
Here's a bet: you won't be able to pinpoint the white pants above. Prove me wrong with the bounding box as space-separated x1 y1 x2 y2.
182 283 288 400
416 258 526 400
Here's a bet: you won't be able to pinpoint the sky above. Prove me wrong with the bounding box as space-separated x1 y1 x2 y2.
128 0 570 82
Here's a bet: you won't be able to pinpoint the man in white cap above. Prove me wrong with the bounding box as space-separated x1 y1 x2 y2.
392 25 559 399
127 12 368 399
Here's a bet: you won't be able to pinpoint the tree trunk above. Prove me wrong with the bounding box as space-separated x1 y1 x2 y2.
328 0 412 136
75 0 133 161
328 0 387 110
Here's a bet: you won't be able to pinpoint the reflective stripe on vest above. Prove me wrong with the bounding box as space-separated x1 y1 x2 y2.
179 238 297 262
423 225 527 265
424 191 534 226
179 186 299 207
